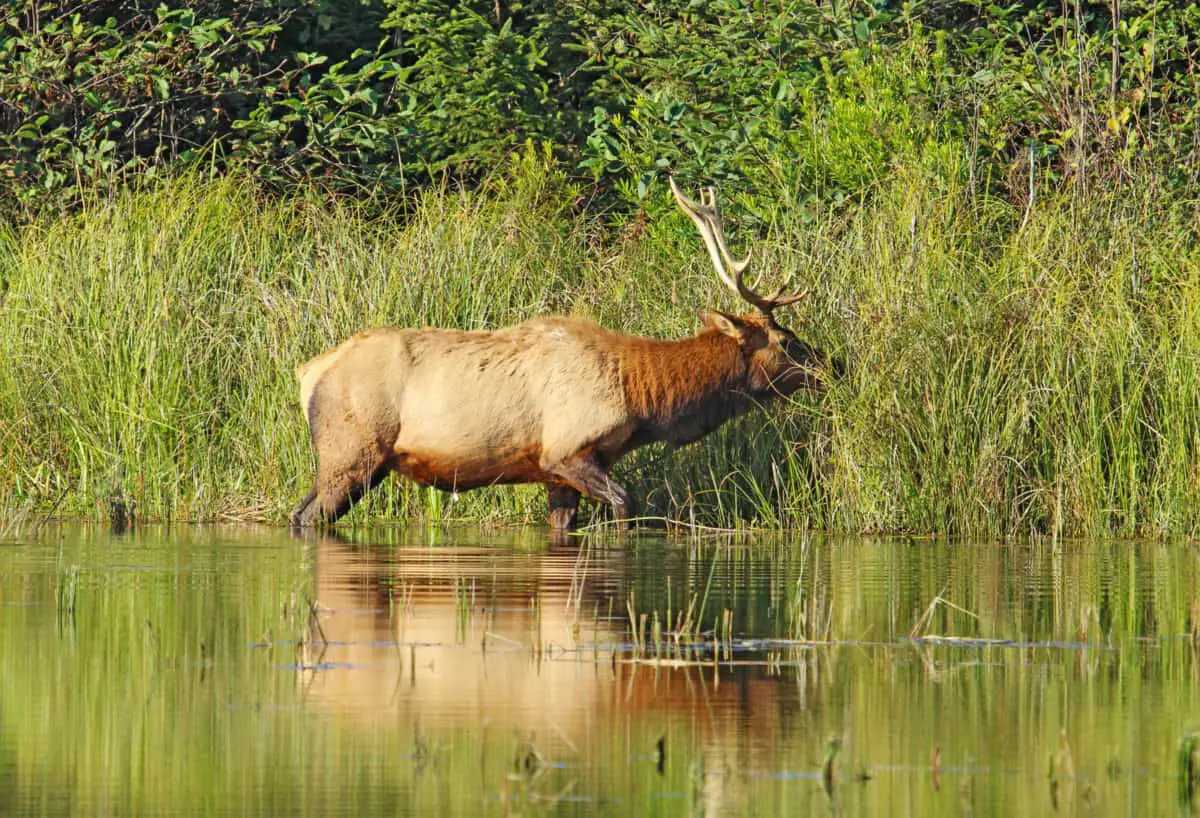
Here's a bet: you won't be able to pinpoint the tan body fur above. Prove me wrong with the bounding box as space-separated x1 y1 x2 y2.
291 312 826 531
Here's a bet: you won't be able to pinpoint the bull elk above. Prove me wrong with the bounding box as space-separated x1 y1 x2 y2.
291 179 836 532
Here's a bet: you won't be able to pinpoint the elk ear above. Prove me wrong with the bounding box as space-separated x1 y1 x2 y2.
700 310 746 341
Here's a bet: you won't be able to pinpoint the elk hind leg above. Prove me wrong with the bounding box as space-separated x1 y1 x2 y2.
292 453 389 527
290 487 319 528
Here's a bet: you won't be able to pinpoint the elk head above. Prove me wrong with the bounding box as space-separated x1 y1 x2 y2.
669 177 833 397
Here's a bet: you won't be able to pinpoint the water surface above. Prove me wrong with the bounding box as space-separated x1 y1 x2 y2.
1 525 1197 815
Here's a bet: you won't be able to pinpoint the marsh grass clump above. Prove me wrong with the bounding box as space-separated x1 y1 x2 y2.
767 171 1200 539
54 562 80 629
619 166 1200 538
1180 731 1200 805
1 153 1198 537
0 163 592 525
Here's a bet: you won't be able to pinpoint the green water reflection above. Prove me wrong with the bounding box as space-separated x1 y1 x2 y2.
1 525 1197 816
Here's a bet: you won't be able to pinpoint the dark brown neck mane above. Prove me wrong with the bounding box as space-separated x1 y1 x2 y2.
617 330 753 445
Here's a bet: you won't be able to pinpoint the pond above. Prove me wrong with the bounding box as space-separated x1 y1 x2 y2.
0 525 1197 815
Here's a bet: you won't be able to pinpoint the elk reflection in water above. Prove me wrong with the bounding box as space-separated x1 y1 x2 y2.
297 533 811 808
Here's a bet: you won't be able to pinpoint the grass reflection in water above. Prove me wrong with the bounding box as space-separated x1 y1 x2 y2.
0 524 1196 816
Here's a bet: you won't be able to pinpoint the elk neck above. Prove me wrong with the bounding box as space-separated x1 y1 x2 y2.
617 328 753 442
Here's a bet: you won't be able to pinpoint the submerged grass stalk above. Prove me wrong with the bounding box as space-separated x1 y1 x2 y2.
1179 732 1200 805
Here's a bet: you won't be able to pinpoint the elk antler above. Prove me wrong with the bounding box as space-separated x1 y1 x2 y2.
669 176 807 315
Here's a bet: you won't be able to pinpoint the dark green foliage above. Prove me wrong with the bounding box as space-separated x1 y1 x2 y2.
0 1 295 215
3 0 1200 218
379 0 582 168
946 0 1200 191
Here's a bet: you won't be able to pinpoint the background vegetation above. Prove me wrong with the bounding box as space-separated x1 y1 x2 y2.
5 0 1199 213
1 0 1198 536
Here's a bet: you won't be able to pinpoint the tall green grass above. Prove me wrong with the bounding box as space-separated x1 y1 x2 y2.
1 154 1197 536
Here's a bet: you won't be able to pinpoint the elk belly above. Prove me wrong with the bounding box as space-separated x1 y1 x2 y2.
390 445 548 492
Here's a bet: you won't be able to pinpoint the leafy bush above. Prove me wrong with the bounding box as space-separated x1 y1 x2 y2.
0 1 298 217
948 0 1200 191
2 0 1200 218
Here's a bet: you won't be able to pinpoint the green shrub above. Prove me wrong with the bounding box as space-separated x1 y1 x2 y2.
6 1 1199 217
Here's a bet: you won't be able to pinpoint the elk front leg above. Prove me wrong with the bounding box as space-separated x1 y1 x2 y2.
547 485 581 533
545 456 635 530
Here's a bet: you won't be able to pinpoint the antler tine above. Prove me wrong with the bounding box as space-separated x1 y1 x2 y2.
670 176 806 314
669 176 741 294
764 288 809 308
700 186 752 276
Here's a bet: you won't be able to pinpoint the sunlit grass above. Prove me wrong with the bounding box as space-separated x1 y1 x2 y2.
1 154 1197 536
